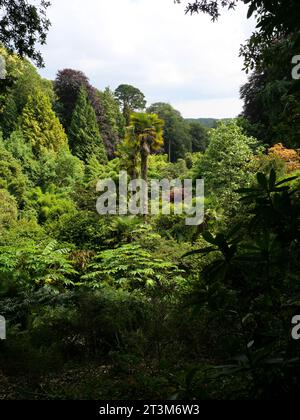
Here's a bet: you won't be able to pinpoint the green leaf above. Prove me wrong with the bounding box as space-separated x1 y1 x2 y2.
247 2 257 19
183 247 217 258
257 172 268 190
275 175 298 187
269 169 276 190
203 231 217 245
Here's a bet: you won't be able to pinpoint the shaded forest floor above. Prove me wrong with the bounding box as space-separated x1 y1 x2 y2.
0 361 205 400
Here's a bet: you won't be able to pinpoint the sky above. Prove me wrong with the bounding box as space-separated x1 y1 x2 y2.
39 0 256 119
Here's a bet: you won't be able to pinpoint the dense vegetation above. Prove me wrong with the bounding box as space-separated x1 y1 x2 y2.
0 0 299 401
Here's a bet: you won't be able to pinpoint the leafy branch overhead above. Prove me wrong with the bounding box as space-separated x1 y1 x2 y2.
175 0 237 21
176 0 300 35
0 0 51 67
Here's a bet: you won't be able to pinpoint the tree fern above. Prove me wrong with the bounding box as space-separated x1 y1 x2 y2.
82 244 184 291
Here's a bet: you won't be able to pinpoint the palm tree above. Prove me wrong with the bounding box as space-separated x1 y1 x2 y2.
117 127 139 180
129 112 164 182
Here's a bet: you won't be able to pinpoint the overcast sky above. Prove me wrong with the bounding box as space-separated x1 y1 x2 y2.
39 0 256 119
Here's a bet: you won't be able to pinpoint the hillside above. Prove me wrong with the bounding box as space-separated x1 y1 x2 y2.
185 118 234 128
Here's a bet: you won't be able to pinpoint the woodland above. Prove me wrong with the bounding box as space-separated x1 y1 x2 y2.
0 0 299 400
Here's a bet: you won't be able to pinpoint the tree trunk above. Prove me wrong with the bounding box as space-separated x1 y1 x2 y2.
140 141 150 183
140 140 150 221
131 155 138 180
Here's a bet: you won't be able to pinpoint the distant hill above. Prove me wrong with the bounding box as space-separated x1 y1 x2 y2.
185 118 233 128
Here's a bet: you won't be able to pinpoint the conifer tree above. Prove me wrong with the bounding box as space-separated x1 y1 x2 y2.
98 87 126 159
21 89 68 155
68 88 108 164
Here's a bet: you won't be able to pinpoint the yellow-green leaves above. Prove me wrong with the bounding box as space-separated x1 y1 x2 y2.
21 89 68 155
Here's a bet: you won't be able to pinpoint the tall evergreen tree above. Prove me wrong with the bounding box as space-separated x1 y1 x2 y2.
54 69 116 156
21 89 68 156
68 88 107 164
98 87 126 159
54 69 93 130
88 89 123 159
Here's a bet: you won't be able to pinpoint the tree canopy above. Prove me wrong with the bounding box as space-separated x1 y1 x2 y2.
68 88 107 164
21 89 68 155
127 112 164 182
115 84 146 125
147 102 192 162
0 0 51 67
55 69 123 158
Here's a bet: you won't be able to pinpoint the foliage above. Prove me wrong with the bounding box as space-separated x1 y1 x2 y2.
0 92 18 137
0 0 51 67
147 154 190 181
36 149 85 190
147 103 192 162
49 211 112 251
0 216 45 247
126 112 164 181
25 187 77 224
10 61 55 114
82 244 184 291
0 136 28 202
184 169 300 398
154 211 199 243
21 89 68 155
4 130 39 181
54 69 118 157
85 156 120 184
268 143 300 173
176 0 237 21
115 84 146 125
196 122 258 215
54 69 97 129
0 188 18 230
0 5 300 399
0 240 77 291
189 121 209 153
240 49 300 148
98 87 126 158
186 118 218 129
68 88 107 164
0 50 54 138
252 147 286 180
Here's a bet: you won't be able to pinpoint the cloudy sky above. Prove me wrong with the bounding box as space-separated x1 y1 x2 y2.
39 0 256 119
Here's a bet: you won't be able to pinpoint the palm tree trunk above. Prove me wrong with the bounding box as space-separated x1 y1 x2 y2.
140 140 150 183
131 155 138 180
141 150 148 183
140 141 150 220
